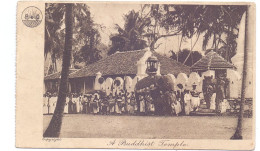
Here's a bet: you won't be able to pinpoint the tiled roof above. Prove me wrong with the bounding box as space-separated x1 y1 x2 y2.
44 69 79 80
69 49 147 78
69 49 190 79
191 50 235 71
153 52 190 75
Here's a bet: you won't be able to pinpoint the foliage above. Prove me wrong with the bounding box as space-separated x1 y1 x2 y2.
162 5 246 62
108 10 149 55
74 44 102 65
43 3 74 137
45 3 103 74
143 5 204 50
112 5 246 63
170 49 202 66
197 5 246 62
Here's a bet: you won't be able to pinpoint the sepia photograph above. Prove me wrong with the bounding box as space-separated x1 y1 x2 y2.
42 3 254 140
15 1 256 149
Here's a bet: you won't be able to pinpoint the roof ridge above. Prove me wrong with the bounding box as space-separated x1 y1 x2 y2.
212 51 235 66
80 49 148 69
69 49 149 78
114 49 148 54
191 50 235 70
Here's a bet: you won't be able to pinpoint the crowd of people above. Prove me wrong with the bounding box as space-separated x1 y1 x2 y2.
43 91 141 115
43 83 209 116
163 83 202 116
43 73 232 116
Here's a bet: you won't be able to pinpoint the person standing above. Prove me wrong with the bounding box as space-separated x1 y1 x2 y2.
101 96 109 115
125 92 131 114
203 76 214 109
207 85 216 110
48 93 54 114
108 93 115 114
115 94 122 115
77 93 83 113
121 94 126 114
53 93 58 113
92 94 100 114
72 94 77 114
176 84 184 115
139 95 145 115
68 94 73 114
216 76 226 112
145 94 153 115
48 94 53 114
64 94 69 114
174 97 182 116
144 95 149 115
133 93 138 114
75 94 80 113
190 84 200 111
43 94 48 114
183 90 192 115
129 93 135 115
82 95 88 114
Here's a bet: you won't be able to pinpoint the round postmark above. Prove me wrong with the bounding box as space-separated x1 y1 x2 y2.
21 6 43 28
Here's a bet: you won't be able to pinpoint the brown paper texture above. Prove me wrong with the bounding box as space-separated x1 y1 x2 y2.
16 1 255 149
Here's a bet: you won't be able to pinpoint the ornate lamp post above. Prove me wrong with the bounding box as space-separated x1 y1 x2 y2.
146 55 159 76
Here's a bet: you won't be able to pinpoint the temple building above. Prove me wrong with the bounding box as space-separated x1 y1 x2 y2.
190 50 252 99
191 50 236 78
44 69 79 93
44 48 190 95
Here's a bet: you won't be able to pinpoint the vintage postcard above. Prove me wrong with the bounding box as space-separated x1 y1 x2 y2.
16 1 255 150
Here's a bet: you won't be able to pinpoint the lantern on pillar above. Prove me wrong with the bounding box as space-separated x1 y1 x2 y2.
98 77 105 84
146 55 159 76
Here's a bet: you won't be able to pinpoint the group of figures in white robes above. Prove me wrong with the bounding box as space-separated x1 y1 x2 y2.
202 75 231 113
170 83 202 116
43 73 232 116
43 91 140 115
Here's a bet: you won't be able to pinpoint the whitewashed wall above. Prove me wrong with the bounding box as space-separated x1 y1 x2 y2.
92 69 245 99
94 72 102 90
105 77 113 95
113 77 124 95
125 76 133 93
167 74 176 90
176 73 189 90
227 69 241 98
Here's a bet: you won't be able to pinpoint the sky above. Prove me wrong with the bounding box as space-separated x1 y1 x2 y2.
87 3 141 45
87 3 206 56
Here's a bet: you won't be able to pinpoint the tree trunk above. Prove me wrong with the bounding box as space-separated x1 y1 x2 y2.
150 40 156 51
43 4 73 137
231 7 248 140
183 35 199 65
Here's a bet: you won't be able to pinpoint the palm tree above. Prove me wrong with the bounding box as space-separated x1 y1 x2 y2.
199 6 246 62
43 3 73 137
45 3 102 72
231 5 252 140
108 10 149 55
45 4 65 74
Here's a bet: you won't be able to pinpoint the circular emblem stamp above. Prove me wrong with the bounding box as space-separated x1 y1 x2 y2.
21 6 43 28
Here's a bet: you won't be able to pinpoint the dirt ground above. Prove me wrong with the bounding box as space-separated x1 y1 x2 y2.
43 114 253 139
